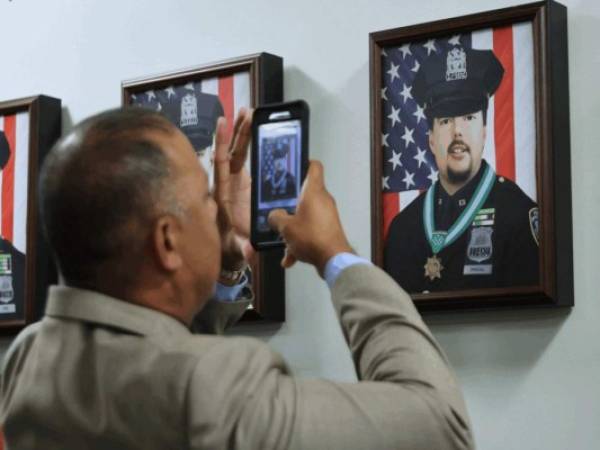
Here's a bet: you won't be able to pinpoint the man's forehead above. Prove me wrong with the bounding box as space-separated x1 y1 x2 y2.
434 110 483 119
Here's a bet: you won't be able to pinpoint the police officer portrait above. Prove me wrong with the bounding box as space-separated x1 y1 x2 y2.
378 26 540 294
260 138 298 203
126 72 252 190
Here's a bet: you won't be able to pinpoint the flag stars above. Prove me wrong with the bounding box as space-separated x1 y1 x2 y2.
165 86 176 99
388 150 403 171
427 166 439 184
411 60 420 73
399 43 412 59
381 48 388 57
402 170 416 189
387 61 400 83
382 176 390 190
423 39 437 55
413 147 428 168
413 104 426 124
387 105 401 127
146 90 156 101
401 126 415 148
184 82 194 91
381 87 388 101
448 35 461 46
382 133 390 148
400 83 413 103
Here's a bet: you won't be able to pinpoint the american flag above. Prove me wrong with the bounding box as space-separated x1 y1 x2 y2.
381 23 537 240
0 111 29 255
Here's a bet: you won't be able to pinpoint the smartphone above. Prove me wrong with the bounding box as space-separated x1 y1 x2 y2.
251 100 309 250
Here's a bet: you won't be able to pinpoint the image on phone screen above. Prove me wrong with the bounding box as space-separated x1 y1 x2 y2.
256 120 302 233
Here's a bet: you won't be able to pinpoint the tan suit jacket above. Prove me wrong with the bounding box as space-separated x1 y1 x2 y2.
0 264 473 449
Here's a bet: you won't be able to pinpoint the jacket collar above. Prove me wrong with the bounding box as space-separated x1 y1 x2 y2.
44 285 191 338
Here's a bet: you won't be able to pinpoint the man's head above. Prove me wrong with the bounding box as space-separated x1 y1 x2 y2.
272 143 289 175
39 108 220 322
413 47 504 191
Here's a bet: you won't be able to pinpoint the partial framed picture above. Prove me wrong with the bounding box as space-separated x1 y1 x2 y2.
122 53 286 321
370 0 573 310
0 95 61 332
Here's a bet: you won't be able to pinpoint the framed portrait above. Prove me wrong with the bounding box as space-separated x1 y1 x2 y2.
0 95 62 332
122 53 286 322
370 0 573 310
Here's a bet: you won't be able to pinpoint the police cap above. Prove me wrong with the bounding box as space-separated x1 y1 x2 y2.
0 131 10 170
413 47 504 120
272 140 289 159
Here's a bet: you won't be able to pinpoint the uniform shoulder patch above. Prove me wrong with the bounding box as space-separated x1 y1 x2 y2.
529 207 539 246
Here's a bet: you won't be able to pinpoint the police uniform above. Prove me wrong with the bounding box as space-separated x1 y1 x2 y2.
0 132 25 319
383 47 539 293
385 159 539 292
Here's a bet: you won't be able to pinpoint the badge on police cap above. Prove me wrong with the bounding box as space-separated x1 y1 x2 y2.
413 47 504 120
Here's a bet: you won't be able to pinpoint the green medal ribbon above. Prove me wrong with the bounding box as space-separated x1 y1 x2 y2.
423 164 495 255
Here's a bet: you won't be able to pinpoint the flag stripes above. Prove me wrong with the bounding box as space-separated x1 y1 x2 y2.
493 25 516 181
2 115 16 243
0 111 29 254
218 75 234 142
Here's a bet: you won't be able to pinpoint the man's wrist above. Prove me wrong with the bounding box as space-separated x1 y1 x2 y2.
218 265 247 286
316 243 354 277
323 252 373 288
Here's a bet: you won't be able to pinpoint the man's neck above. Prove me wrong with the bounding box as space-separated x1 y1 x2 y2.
438 177 468 196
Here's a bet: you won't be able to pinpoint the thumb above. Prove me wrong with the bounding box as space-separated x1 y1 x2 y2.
268 208 292 234
303 160 325 193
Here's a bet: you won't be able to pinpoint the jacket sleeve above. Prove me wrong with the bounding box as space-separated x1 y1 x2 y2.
186 264 473 450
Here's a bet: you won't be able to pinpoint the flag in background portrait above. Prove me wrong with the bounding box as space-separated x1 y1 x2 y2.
380 22 536 240
0 112 29 255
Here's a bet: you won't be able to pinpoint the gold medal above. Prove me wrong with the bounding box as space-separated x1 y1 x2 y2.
424 255 444 281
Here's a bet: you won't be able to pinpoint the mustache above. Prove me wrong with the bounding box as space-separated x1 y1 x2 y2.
447 140 471 154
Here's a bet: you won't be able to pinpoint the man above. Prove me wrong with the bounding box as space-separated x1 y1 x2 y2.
261 140 297 202
0 131 24 318
385 47 539 293
1 107 473 449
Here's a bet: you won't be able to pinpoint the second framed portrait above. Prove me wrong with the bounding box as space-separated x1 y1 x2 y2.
122 53 285 322
370 0 573 310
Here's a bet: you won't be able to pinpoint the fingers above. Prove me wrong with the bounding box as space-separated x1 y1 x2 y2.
213 117 231 201
230 108 252 173
267 208 292 234
281 249 297 269
301 160 325 197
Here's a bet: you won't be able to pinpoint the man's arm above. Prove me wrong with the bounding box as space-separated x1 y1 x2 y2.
261 161 473 449
191 109 254 334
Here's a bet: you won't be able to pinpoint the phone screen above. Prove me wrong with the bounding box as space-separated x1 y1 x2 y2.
256 119 302 232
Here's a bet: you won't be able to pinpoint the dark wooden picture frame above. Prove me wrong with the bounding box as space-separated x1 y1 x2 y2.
0 95 61 333
122 53 286 322
370 1 573 311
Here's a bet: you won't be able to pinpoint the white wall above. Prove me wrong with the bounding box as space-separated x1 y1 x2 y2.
0 0 598 448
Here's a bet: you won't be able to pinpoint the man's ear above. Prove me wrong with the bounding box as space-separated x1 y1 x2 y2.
153 216 183 271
